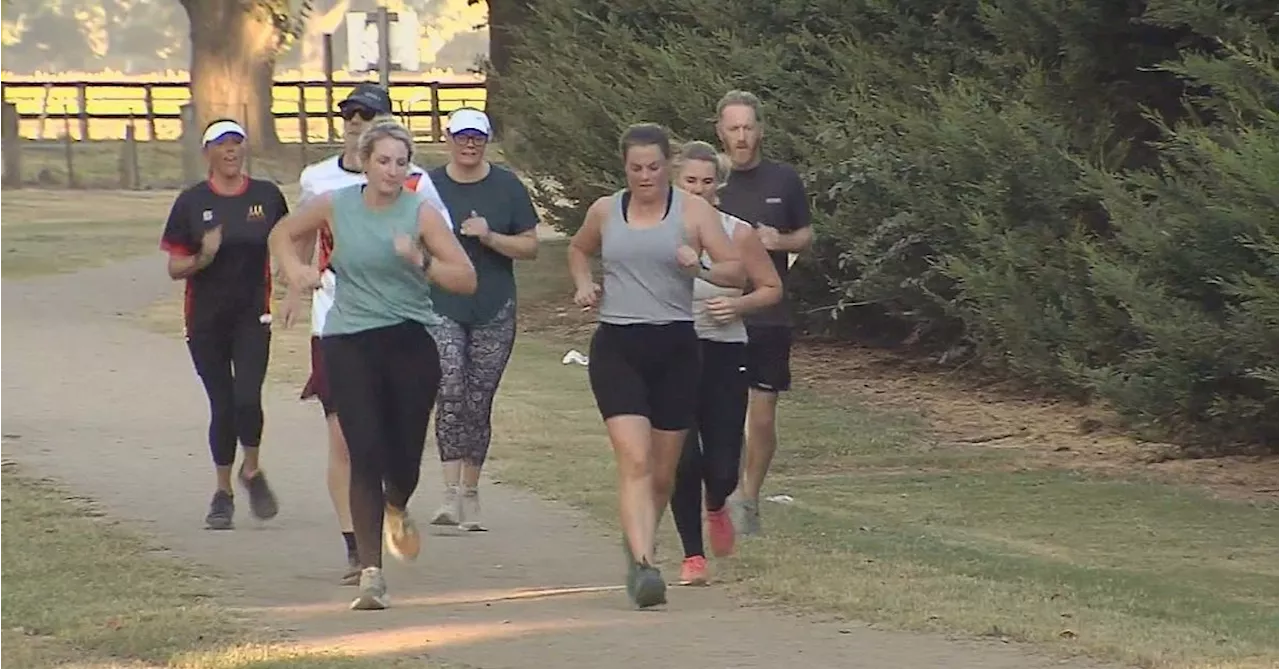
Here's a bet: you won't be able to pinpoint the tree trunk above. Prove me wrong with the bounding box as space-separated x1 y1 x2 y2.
182 0 281 149
484 0 530 141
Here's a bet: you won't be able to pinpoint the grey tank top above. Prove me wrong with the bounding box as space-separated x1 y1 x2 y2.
692 211 748 343
598 188 695 326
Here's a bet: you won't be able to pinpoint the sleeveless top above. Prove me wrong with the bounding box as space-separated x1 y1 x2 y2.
692 211 748 343
322 183 443 336
598 187 695 326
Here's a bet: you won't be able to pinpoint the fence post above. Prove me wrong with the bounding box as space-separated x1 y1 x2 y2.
180 103 201 185
119 121 141 190
62 105 77 188
143 84 157 141
2 101 22 188
299 95 310 166
76 83 89 141
429 83 442 143
323 33 336 143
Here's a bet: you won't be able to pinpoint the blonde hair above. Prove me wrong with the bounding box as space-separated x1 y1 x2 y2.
673 140 731 186
715 90 764 126
357 116 414 165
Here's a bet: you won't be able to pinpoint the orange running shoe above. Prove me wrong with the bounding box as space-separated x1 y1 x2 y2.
706 506 736 558
679 555 709 586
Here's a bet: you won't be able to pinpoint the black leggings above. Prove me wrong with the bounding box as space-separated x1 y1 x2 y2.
323 321 441 569
187 318 271 468
671 339 748 558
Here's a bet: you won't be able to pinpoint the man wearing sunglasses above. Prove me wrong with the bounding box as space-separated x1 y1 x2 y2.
291 82 453 586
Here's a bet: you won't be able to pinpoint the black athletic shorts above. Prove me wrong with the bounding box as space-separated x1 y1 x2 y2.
588 321 700 431
745 324 793 393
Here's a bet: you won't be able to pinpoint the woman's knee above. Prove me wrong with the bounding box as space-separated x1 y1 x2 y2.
606 416 653 480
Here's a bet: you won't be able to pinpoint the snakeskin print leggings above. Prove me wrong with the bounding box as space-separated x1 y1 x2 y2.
431 299 517 466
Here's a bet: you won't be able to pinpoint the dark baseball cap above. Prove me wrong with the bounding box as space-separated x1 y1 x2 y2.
339 83 392 114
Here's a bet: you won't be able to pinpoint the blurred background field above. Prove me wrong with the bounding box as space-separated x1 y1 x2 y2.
0 74 486 142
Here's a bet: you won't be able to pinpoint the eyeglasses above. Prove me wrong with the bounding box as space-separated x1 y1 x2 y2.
451 132 489 147
341 107 377 122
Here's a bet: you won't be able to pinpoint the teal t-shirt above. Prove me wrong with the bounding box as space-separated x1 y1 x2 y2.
322 183 442 336
428 165 539 325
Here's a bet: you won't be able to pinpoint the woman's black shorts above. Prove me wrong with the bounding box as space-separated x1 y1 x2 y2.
587 321 700 431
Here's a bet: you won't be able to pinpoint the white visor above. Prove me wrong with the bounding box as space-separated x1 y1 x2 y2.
446 108 492 136
202 120 247 146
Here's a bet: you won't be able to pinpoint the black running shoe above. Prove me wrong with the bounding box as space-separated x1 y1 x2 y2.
205 490 234 530
238 469 279 520
632 561 668 609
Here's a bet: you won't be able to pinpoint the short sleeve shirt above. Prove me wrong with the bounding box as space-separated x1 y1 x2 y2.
427 165 540 325
159 178 289 333
716 159 811 327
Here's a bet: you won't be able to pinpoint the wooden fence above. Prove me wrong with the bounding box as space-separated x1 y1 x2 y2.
0 78 487 144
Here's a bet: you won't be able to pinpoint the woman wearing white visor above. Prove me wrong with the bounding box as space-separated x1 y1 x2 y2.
426 108 540 532
159 119 291 530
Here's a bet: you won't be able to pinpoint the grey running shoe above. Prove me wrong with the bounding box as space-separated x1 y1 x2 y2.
349 567 389 611
340 553 361 586
205 490 234 530
383 504 421 562
238 469 278 520
458 486 486 532
430 485 461 526
632 562 668 609
731 497 762 536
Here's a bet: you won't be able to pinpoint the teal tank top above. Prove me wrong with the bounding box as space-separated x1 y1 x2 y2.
322 184 442 336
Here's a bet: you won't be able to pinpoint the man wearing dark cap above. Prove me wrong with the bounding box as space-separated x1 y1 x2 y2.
290 82 453 585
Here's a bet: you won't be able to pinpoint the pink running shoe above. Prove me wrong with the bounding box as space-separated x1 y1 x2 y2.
706 507 736 558
679 556 709 586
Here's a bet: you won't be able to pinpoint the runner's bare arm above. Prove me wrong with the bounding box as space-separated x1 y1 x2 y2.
268 194 333 283
730 222 782 313
293 182 319 265
687 196 744 287
417 201 478 295
568 197 607 292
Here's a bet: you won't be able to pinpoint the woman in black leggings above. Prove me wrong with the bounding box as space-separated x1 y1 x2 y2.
568 124 742 608
159 119 294 530
667 141 781 585
270 117 477 611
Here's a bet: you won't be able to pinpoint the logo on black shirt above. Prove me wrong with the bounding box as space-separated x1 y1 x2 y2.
247 204 265 221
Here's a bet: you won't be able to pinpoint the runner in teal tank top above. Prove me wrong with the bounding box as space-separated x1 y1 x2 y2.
268 118 477 612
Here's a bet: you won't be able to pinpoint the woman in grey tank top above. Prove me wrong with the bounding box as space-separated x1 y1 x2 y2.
269 118 477 611
666 141 782 586
567 123 743 608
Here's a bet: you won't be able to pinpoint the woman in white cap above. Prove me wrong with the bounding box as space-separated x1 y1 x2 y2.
159 118 292 531
426 107 541 532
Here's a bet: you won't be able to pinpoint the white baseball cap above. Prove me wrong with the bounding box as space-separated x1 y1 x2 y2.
446 108 491 136
202 120 247 146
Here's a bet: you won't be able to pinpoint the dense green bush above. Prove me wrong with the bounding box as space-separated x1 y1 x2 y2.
496 0 1278 449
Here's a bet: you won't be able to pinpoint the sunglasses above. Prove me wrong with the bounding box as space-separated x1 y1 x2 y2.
451 131 489 146
340 106 378 122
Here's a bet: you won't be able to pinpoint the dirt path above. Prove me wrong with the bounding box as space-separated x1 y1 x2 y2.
0 258 1114 669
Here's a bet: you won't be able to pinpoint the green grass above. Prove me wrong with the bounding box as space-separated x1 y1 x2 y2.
127 237 1280 669
2 218 160 278
487 241 1280 669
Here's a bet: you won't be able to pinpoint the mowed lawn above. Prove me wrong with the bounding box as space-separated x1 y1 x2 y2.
129 239 1280 669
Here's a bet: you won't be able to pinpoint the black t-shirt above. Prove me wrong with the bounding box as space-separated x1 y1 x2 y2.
717 159 811 327
159 178 289 333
